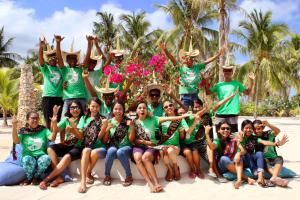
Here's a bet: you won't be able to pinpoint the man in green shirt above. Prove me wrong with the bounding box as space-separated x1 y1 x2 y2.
160 39 225 108
55 35 87 118
38 37 63 128
205 65 255 132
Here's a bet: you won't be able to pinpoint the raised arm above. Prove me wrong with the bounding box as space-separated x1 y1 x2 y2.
69 118 84 141
11 117 20 144
98 119 108 140
94 37 107 63
262 120 280 136
54 35 65 67
159 113 192 124
243 72 255 95
204 46 226 65
212 87 239 112
186 115 200 135
117 76 133 103
204 125 216 150
103 52 114 69
38 37 46 66
82 71 97 97
83 35 94 68
159 41 177 66
166 85 188 111
49 105 61 141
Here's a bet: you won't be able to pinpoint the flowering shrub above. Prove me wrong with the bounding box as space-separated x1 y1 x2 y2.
103 64 123 84
148 53 166 74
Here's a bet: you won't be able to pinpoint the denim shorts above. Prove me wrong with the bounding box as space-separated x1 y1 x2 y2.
180 93 199 107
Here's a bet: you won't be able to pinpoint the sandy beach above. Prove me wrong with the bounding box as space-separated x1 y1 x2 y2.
0 116 299 200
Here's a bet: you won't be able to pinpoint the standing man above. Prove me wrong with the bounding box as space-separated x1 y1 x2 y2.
205 65 255 132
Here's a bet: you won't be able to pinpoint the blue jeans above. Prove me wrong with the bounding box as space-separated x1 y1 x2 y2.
180 93 199 107
105 146 132 177
245 152 264 174
93 147 107 159
218 155 251 174
61 98 86 120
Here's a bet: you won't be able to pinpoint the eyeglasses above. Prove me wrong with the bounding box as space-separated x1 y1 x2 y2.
29 117 39 120
223 69 232 73
150 93 160 98
70 106 80 110
163 104 174 109
220 127 231 130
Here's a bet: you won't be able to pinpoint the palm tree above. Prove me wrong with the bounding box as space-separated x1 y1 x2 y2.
93 12 118 55
232 9 289 117
0 26 21 67
0 68 19 126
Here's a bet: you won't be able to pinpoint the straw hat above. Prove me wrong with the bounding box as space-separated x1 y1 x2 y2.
43 43 56 62
90 48 102 61
145 72 164 98
221 65 235 70
95 73 118 94
179 37 199 58
111 36 126 57
62 38 81 61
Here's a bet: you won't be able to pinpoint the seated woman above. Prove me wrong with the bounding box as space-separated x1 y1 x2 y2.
12 112 56 185
132 100 192 192
204 122 255 189
39 100 84 189
102 101 134 187
77 97 108 193
253 119 289 187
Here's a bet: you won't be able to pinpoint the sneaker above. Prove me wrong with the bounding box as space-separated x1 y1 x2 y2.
207 169 217 178
217 177 229 183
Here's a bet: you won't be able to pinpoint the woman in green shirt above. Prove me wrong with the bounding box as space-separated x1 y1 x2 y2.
39 100 84 190
77 97 108 193
12 112 56 185
102 101 135 187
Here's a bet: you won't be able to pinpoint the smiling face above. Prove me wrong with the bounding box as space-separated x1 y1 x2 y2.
66 55 78 67
192 101 203 114
89 100 100 116
223 68 233 80
27 112 40 129
149 89 161 105
69 102 81 118
47 54 57 66
218 123 231 139
253 123 264 137
177 107 186 116
136 102 148 119
113 103 124 118
163 101 175 116
102 93 115 107
182 55 194 67
243 123 254 137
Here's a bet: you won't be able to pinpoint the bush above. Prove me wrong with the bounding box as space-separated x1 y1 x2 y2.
290 107 300 117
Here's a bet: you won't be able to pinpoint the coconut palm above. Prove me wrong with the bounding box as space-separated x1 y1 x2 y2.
232 9 289 117
0 68 19 126
93 12 118 55
0 26 21 67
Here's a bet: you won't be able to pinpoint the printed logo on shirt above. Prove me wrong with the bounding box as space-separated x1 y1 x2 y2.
49 70 61 85
27 138 43 151
182 71 196 84
67 71 79 84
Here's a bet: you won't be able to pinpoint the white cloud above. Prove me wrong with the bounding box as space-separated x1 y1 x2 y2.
0 1 172 59
230 0 300 30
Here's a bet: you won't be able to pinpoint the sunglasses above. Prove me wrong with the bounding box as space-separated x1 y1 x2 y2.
220 127 231 130
70 106 80 110
223 69 232 73
150 93 160 98
163 104 174 109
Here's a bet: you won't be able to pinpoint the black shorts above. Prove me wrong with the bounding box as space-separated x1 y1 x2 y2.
265 156 284 169
181 140 208 162
42 96 63 126
49 143 83 161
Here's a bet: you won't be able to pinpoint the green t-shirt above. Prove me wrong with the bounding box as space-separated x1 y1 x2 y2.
109 118 131 148
258 131 278 159
213 138 222 155
40 64 63 97
58 117 82 147
77 116 106 148
87 69 103 100
210 80 246 115
179 63 205 94
136 116 160 144
148 103 164 117
18 128 51 157
100 100 112 119
183 116 201 144
61 66 87 100
161 119 189 146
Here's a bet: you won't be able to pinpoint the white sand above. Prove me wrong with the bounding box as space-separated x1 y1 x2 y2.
0 117 299 200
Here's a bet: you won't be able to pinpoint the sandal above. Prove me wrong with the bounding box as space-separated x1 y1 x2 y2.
86 175 95 185
174 166 181 181
258 181 268 188
165 169 173 182
103 176 112 186
122 176 133 187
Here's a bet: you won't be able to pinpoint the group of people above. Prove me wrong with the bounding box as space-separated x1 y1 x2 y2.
11 34 289 193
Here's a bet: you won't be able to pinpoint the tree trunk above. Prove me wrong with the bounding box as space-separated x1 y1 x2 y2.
254 61 261 118
2 109 8 127
219 0 226 82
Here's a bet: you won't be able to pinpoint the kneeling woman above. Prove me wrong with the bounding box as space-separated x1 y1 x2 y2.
12 112 56 185
103 101 135 187
205 122 255 189
132 100 192 192
77 97 108 193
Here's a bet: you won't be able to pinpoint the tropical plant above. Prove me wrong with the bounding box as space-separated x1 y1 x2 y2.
0 68 19 126
0 26 21 67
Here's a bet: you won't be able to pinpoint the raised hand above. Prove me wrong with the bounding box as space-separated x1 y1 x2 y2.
82 71 89 79
53 105 61 116
86 35 94 45
39 36 46 48
261 120 270 127
67 117 77 128
204 125 212 133
248 72 255 80
94 37 100 44
277 134 289 147
12 116 18 128
54 35 65 43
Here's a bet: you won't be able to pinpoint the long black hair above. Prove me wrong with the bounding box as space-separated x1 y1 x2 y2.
85 97 102 119
64 100 84 119
241 119 253 130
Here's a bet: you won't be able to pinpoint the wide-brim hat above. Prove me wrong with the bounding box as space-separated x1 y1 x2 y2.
111 36 125 56
95 73 118 94
43 44 56 62
179 37 199 58
221 65 235 70
62 38 81 62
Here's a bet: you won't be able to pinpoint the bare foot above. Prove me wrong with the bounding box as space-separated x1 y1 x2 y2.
154 184 163 192
234 180 242 189
247 177 256 185
78 183 87 193
147 182 156 193
174 165 181 181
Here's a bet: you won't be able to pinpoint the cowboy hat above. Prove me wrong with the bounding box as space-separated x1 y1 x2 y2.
62 38 81 62
145 72 164 98
90 48 102 61
180 37 199 58
43 43 56 62
95 73 118 94
111 36 126 57
221 65 235 70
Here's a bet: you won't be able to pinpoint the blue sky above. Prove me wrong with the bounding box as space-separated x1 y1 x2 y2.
1 0 300 63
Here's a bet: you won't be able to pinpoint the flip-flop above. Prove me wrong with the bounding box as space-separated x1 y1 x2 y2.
86 176 95 184
258 181 268 188
165 169 173 182
122 177 133 187
174 166 181 181
103 176 112 186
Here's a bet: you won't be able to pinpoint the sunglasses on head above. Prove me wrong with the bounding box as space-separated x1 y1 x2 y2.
220 127 231 131
150 93 160 98
163 103 174 109
70 106 80 110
